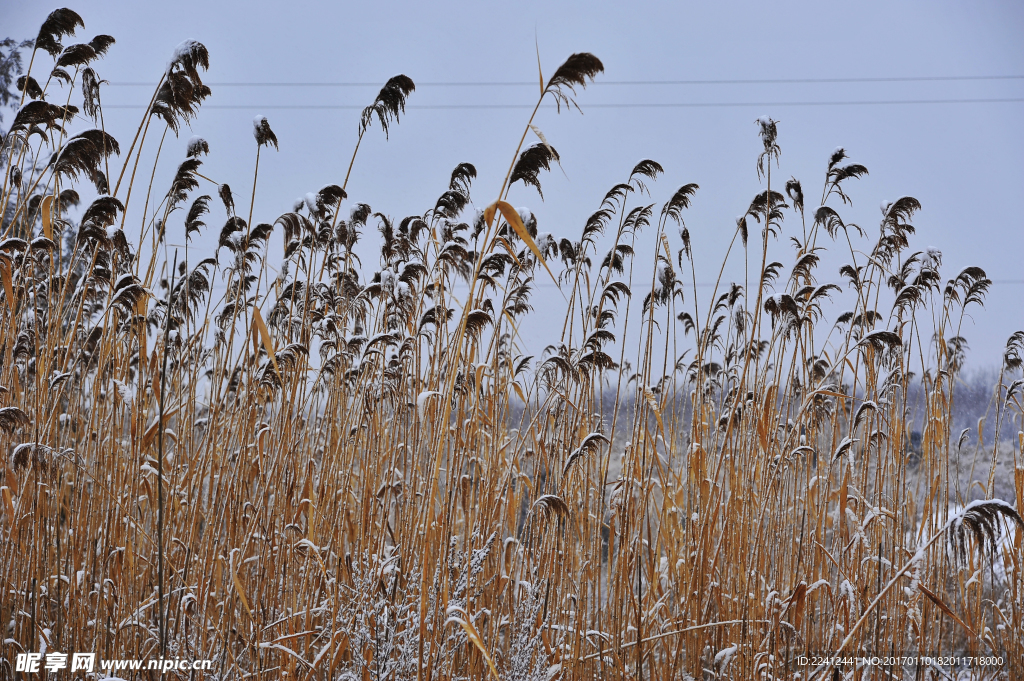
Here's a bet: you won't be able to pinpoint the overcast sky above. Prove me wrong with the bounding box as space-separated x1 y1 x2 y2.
4 0 1023 369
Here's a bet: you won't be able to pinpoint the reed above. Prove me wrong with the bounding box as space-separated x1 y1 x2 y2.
2 8 1023 680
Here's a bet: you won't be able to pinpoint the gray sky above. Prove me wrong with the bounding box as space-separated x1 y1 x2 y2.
4 0 1023 368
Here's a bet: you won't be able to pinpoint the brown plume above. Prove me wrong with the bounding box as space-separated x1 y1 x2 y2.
360 75 415 138
510 143 559 199
35 8 84 58
545 53 604 111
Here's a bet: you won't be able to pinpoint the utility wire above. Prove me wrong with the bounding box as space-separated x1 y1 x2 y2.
102 98 1024 110
199 279 1024 291
104 75 1024 87
507 280 1024 288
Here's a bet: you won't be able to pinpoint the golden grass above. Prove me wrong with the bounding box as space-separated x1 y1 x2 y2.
1 9 1023 680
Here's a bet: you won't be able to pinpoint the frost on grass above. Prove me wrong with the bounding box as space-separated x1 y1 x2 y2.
330 551 426 681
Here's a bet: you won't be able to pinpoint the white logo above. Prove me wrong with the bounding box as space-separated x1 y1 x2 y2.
14 652 209 673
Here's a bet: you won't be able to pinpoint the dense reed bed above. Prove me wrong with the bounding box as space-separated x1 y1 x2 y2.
2 9 1023 680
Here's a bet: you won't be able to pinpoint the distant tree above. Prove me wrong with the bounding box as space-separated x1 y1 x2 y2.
0 38 34 122
1 38 33 232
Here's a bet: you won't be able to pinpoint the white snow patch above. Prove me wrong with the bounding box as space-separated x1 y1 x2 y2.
166 39 202 74
303 192 318 214
417 391 441 419
186 135 207 156
715 644 739 671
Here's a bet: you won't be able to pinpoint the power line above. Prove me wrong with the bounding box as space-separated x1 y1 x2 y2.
104 75 1024 87
445 280 1024 288
198 279 1024 291
101 98 1024 110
